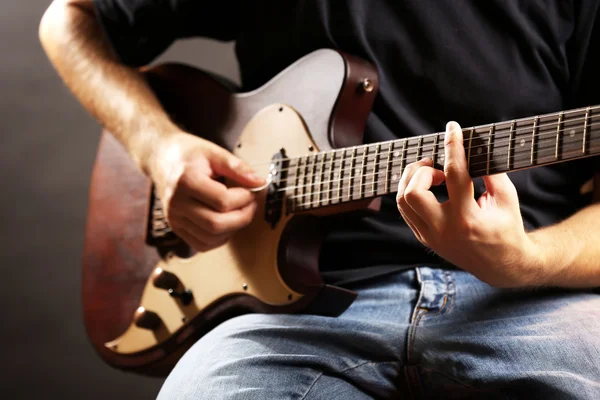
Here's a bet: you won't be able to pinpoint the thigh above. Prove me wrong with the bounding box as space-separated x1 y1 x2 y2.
157 269 419 400
413 268 600 399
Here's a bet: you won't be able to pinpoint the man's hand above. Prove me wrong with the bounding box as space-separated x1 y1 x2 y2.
151 132 266 252
39 1 265 253
396 121 543 288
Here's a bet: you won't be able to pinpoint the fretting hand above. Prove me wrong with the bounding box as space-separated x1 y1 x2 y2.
396 121 544 288
150 132 265 252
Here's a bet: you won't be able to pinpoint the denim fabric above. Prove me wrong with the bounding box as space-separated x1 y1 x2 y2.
157 267 600 399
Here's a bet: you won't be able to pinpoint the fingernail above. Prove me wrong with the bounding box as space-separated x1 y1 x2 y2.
420 157 432 165
247 172 265 182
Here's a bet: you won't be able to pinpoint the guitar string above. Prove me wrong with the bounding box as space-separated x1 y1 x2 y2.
262 124 600 196
256 116 599 178
261 139 600 209
280 143 600 212
243 108 599 171
265 141 600 209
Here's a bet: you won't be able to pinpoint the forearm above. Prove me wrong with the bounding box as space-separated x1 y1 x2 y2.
39 0 177 175
528 202 600 288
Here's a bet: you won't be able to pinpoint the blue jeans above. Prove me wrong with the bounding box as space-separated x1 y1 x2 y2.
157 267 600 399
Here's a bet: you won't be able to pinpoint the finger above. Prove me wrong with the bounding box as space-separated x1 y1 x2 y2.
481 173 519 206
444 121 475 209
404 166 445 225
209 147 266 188
181 174 256 212
180 216 231 245
170 220 221 252
175 225 229 252
397 197 428 241
184 201 257 235
397 160 433 236
398 158 434 195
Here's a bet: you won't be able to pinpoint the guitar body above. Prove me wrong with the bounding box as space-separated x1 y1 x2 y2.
82 49 380 375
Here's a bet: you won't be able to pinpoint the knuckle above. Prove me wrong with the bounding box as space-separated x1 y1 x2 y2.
457 216 479 236
396 192 407 208
177 165 195 189
403 188 421 205
241 207 255 226
205 216 224 234
404 162 418 176
214 195 231 212
444 162 463 181
403 160 430 179
444 136 457 149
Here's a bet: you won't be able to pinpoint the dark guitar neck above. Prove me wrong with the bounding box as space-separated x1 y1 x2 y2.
288 105 600 212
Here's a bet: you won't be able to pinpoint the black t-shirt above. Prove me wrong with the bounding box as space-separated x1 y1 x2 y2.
93 0 600 284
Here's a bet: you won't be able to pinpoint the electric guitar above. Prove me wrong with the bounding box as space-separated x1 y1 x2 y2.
82 49 600 376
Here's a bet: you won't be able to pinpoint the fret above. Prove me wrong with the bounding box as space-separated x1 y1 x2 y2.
318 152 326 206
538 114 562 164
555 112 564 160
314 154 321 206
373 144 381 196
304 156 315 208
560 109 586 164
432 133 440 166
304 156 317 208
328 150 335 204
416 136 423 161
486 124 494 175
583 107 590 154
467 128 474 172
303 155 313 208
358 147 367 199
511 119 533 170
507 120 515 170
400 139 408 176
385 142 393 193
531 116 539 165
337 150 344 203
590 108 600 156
348 147 357 201
293 157 303 211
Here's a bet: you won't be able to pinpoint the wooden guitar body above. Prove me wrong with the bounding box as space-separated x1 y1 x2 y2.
82 49 380 375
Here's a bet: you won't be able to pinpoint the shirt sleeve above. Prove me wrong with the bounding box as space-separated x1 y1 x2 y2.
92 0 241 67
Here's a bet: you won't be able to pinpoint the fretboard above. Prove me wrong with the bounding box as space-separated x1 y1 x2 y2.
286 105 600 212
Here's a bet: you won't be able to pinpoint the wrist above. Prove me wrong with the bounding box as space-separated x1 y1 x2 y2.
525 229 572 287
139 126 187 180
518 232 549 287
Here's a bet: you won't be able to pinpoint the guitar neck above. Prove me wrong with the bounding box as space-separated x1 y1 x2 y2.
288 105 600 212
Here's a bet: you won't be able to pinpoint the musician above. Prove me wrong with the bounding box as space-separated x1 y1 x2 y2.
40 0 600 398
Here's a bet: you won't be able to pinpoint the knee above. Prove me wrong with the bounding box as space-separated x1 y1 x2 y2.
156 314 301 399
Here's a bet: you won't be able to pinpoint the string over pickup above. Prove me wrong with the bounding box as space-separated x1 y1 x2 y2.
264 148 289 228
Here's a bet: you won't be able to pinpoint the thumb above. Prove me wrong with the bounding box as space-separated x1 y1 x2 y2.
209 148 266 188
482 173 518 205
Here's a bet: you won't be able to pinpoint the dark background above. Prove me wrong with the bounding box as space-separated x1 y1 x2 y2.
1 0 239 398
